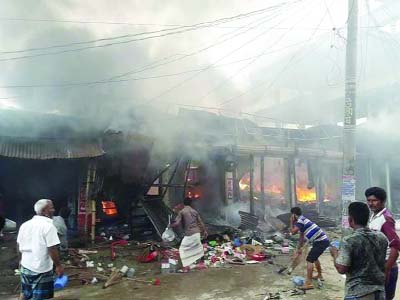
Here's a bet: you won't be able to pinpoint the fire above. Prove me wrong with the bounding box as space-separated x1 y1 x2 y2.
296 187 316 202
239 177 250 191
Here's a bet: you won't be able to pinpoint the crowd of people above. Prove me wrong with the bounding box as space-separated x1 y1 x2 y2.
290 187 399 300
12 186 400 300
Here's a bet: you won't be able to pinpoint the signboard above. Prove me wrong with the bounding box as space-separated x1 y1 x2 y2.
225 172 234 202
341 175 355 229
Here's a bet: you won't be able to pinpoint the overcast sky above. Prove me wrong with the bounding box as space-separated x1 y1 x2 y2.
0 0 397 127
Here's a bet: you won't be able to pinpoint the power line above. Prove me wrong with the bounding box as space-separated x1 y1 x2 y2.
0 42 310 89
194 0 318 104
0 5 291 89
0 16 337 31
0 5 285 58
143 0 311 106
219 0 331 107
106 7 282 81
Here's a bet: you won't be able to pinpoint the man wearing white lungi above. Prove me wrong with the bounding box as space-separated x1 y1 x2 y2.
171 197 208 269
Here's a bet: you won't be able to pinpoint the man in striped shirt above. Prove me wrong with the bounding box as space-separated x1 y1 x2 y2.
290 206 330 290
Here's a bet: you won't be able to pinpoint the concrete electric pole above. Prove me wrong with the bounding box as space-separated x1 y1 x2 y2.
341 0 358 232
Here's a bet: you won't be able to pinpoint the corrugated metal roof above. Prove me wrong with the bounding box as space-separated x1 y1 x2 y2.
0 136 104 160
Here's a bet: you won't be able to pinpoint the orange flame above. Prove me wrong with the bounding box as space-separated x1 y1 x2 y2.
296 187 316 202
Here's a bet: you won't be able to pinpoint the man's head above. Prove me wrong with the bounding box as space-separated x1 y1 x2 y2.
290 207 302 220
365 187 387 213
183 197 193 207
34 199 55 218
348 201 370 228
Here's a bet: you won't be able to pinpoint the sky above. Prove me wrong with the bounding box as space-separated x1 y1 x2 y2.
0 0 398 129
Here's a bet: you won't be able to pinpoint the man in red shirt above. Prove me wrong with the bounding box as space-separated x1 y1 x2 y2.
366 187 400 300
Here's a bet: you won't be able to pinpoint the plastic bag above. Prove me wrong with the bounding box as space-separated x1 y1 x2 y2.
162 215 176 242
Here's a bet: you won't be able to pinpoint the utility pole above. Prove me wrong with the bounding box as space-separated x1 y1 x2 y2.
341 0 358 232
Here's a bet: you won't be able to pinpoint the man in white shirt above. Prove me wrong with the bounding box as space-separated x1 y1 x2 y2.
17 199 64 300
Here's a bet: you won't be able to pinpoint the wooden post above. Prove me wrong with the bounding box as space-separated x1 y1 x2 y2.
249 154 255 215
260 156 266 219
284 158 292 209
290 157 297 208
91 200 96 244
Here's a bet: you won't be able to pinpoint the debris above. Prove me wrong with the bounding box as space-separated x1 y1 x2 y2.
86 261 95 268
103 271 122 289
103 270 123 289
280 247 289 254
127 268 136 278
120 265 129 276
107 263 114 268
246 260 261 264
97 267 105 272
208 241 217 247
292 276 305 287
138 250 158 263
91 277 98 284
111 240 129 260
78 249 98 254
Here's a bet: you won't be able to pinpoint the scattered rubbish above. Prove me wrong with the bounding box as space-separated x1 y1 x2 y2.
127 268 136 278
246 260 261 264
233 238 242 247
208 241 217 247
86 261 95 268
292 276 305 287
120 265 129 276
97 267 105 272
251 239 263 246
280 247 289 254
251 253 266 261
330 240 340 249
103 270 123 289
78 249 98 254
91 277 98 284
107 263 114 268
111 240 129 260
138 250 158 263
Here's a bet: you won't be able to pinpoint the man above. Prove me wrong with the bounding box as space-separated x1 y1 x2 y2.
366 187 400 300
330 202 388 300
290 206 330 290
53 207 71 252
171 197 208 271
17 199 64 300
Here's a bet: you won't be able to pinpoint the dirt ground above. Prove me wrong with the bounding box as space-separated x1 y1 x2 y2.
1 233 399 300
53 253 346 300
0 233 345 300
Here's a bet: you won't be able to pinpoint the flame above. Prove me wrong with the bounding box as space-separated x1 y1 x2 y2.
239 177 250 191
296 187 316 202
